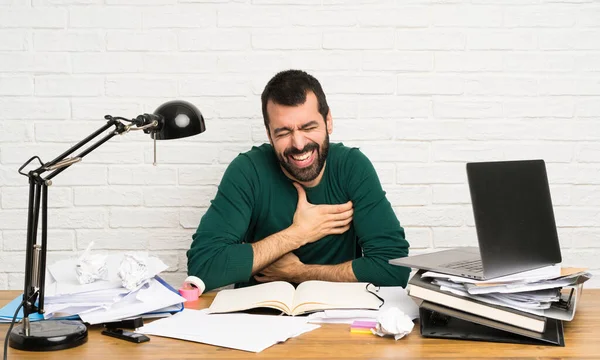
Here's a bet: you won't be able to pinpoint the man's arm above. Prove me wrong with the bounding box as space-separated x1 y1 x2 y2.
254 181 360 284
188 156 354 290
293 261 357 282
252 182 353 274
254 150 409 286
347 149 411 287
187 156 301 290
250 228 302 274
187 155 259 291
254 252 356 283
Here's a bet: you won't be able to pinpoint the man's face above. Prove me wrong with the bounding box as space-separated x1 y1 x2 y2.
266 91 333 185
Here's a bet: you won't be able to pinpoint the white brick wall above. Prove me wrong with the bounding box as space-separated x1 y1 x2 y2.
1 1 599 291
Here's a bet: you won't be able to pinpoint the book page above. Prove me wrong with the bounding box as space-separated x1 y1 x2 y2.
291 281 382 315
208 281 296 314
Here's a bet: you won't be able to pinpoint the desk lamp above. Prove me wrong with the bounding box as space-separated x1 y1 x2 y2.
6 100 205 352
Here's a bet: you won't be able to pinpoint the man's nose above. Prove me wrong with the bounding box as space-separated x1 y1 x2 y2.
291 132 307 151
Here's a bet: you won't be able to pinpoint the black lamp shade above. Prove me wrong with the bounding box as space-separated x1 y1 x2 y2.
153 100 205 140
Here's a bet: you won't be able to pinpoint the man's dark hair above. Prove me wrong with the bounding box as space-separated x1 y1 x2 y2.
261 69 329 132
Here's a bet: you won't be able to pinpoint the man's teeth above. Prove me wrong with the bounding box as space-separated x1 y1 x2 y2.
291 151 312 161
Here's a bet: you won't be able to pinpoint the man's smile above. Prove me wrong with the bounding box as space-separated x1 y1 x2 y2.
288 149 316 168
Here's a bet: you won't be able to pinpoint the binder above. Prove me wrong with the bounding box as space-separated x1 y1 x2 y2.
419 301 565 347
151 276 185 316
408 270 547 332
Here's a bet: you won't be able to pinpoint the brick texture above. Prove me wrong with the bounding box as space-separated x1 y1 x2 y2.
1 1 599 289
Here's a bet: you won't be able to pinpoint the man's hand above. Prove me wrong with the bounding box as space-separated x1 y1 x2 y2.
250 183 353 276
290 182 353 245
254 252 303 283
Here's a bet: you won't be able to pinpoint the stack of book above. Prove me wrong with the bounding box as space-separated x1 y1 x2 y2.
407 267 591 346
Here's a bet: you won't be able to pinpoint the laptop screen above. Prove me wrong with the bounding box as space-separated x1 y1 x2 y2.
467 159 562 278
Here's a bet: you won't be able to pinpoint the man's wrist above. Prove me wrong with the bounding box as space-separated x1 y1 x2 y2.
288 263 311 283
281 225 306 249
291 262 358 283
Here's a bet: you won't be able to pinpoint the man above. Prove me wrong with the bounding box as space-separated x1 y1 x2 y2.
187 70 410 291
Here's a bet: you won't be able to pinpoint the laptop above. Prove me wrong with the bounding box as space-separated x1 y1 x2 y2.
389 159 562 280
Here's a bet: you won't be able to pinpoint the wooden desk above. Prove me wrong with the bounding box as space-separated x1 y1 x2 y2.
1 289 599 359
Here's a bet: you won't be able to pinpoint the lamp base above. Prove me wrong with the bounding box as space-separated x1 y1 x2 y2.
9 319 88 351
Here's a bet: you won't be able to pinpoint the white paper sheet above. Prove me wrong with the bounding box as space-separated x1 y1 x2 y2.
138 309 320 353
307 316 378 324
307 286 419 323
79 278 185 325
45 287 129 304
43 304 107 319
421 264 562 284
439 285 552 310
464 273 591 294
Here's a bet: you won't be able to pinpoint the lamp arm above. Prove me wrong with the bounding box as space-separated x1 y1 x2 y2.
45 127 119 181
18 117 136 323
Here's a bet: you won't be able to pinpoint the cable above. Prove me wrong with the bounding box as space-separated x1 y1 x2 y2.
104 115 134 123
3 298 25 360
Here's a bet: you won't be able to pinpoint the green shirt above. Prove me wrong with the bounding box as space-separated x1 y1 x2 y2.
186 143 410 291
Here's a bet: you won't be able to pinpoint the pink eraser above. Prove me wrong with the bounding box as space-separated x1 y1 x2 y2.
179 286 200 301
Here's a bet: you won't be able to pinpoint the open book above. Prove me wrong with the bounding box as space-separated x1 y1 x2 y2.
207 281 383 316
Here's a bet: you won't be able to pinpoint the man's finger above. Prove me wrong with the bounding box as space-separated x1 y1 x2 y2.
329 224 351 234
293 182 309 207
255 275 276 283
328 217 353 230
327 208 353 221
320 201 353 214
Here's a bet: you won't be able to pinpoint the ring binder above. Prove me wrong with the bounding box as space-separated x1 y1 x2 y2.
419 301 565 347
551 288 575 311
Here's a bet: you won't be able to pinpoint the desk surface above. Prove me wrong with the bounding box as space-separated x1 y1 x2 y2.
1 289 600 359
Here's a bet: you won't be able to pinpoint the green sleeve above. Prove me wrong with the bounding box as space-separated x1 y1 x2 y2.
346 149 411 287
186 155 256 291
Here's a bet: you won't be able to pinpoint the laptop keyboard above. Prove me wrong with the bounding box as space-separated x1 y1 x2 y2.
441 259 484 273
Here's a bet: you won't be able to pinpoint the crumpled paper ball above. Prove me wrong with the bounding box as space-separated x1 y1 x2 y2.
75 242 108 284
371 307 415 340
118 253 149 290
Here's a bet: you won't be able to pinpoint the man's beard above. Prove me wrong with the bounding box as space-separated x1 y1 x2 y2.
277 133 329 183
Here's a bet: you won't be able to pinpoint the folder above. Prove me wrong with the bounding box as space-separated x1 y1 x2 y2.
408 270 548 332
419 301 565 347
0 296 51 323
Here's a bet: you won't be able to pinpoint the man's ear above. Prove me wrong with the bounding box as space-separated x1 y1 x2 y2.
326 110 333 135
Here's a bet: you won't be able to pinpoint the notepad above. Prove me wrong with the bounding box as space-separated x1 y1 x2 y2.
207 281 382 316
350 320 377 334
